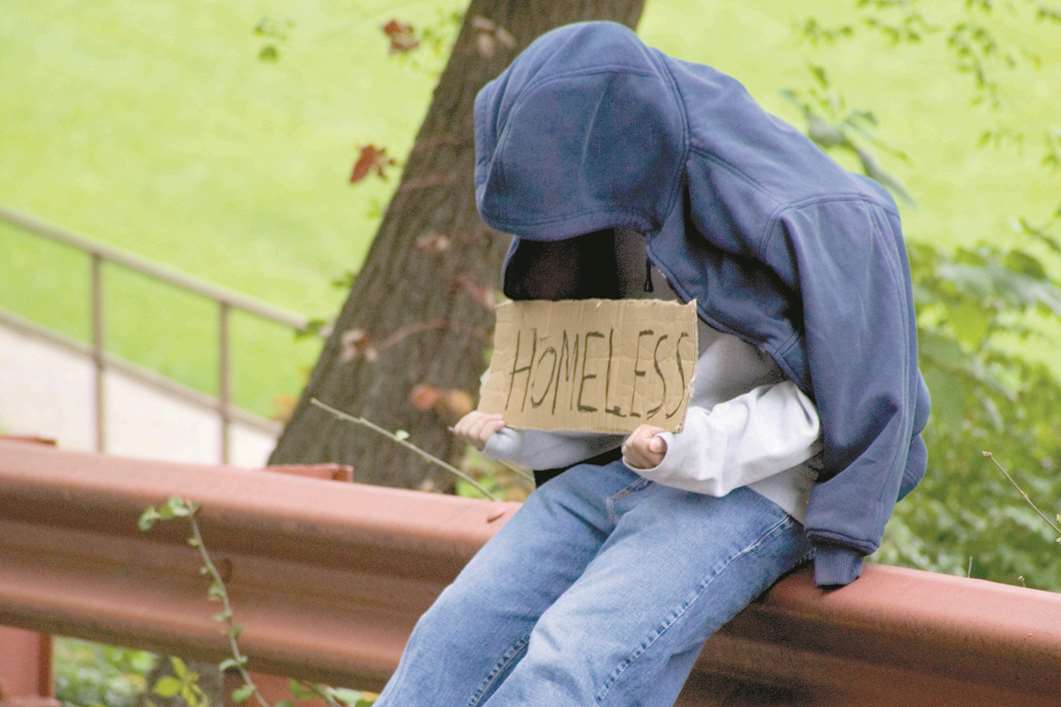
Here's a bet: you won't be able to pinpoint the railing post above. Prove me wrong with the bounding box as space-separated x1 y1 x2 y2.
90 253 105 453
218 301 231 464
1 205 317 457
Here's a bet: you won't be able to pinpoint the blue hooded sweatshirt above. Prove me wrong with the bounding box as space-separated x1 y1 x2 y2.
472 21 931 588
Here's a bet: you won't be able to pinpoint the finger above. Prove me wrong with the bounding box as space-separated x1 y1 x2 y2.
467 414 490 444
456 413 484 443
471 414 503 445
480 418 506 443
627 452 654 470
644 436 667 467
633 424 655 438
624 442 651 469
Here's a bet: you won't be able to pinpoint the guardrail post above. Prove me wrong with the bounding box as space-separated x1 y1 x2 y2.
0 437 58 707
90 253 105 453
218 301 231 464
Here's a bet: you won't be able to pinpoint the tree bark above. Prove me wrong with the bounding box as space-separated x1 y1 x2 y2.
269 0 645 490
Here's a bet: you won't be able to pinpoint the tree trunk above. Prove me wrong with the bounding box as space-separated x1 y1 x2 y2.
269 0 646 490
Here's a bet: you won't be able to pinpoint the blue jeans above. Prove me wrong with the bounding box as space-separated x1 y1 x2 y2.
373 457 815 707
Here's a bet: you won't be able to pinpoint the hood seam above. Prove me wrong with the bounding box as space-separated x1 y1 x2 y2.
648 49 690 237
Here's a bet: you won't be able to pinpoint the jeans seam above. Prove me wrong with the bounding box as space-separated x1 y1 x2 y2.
466 631 531 707
594 514 795 705
796 544 816 567
605 477 652 524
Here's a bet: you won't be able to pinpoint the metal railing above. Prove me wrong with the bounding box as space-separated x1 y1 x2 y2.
1 438 1060 704
0 205 326 463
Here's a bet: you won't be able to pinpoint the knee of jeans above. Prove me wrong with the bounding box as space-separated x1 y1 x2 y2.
415 579 483 642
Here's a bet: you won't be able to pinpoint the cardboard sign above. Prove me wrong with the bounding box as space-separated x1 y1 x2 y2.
477 298 699 434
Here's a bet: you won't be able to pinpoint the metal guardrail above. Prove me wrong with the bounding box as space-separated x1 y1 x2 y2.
0 439 1059 705
0 205 326 462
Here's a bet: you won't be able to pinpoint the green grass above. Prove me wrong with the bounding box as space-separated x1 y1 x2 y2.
0 0 459 417
1 0 1057 419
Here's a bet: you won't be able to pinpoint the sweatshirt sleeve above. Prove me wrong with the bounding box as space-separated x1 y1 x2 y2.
763 199 923 588
625 380 822 496
475 368 624 469
483 427 625 470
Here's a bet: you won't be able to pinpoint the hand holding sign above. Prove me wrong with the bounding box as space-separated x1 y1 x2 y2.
622 424 668 469
452 411 505 451
478 299 699 434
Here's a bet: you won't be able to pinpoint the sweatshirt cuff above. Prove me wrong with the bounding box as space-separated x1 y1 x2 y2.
482 427 522 463
813 543 864 588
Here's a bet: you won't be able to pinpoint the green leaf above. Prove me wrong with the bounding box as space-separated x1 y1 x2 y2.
394 429 410 441
327 687 363 705
923 367 966 425
138 507 160 531
940 264 996 300
948 299 993 350
809 63 829 87
1003 249 1048 280
166 496 191 517
229 622 244 639
153 676 183 698
287 678 317 699
170 655 188 678
919 329 969 368
231 684 255 703
295 317 330 340
330 270 358 290
219 655 248 671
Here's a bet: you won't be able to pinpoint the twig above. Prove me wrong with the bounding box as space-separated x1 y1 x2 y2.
310 397 498 500
445 426 534 483
981 450 1061 537
297 679 343 707
375 318 488 352
143 498 348 707
186 506 271 707
497 458 535 483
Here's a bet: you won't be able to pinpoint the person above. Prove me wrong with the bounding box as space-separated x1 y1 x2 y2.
373 19 930 706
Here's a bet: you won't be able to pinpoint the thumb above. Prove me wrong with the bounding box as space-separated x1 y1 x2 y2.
649 436 665 453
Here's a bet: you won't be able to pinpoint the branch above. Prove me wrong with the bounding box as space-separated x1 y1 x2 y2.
310 397 499 500
981 450 1061 539
186 507 271 707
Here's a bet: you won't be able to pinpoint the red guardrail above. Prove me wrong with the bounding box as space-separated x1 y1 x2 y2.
0 439 1059 705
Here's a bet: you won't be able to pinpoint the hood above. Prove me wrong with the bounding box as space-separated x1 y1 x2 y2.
472 21 890 303
472 21 685 300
